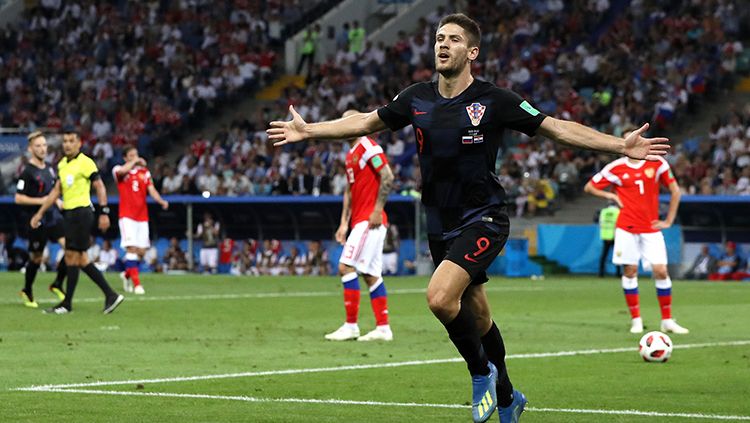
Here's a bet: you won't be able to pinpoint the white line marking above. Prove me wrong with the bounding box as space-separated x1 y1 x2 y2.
0 286 542 305
27 389 750 421
16 340 750 391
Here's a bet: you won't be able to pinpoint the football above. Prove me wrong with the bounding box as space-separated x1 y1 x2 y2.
639 331 673 363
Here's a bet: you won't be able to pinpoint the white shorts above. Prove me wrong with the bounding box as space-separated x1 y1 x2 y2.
200 247 219 269
612 228 668 266
339 221 387 277
119 218 150 249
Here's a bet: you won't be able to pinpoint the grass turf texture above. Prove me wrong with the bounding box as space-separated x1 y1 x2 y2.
1 273 749 422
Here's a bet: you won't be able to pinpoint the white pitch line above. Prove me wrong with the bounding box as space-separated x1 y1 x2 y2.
25 388 750 421
16 340 750 391
0 285 542 305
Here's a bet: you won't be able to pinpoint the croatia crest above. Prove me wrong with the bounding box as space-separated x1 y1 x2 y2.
466 102 486 127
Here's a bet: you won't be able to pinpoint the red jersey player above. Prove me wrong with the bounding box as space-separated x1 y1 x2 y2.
325 110 395 342
113 146 169 295
585 131 688 335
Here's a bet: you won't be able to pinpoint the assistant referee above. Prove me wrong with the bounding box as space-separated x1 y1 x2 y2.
31 131 124 314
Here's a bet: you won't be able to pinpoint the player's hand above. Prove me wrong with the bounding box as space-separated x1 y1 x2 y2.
138 158 147 167
267 105 308 147
335 224 348 245
623 123 670 161
98 214 110 232
368 210 383 229
608 193 623 208
30 214 42 229
160 200 169 210
55 198 64 210
652 220 671 230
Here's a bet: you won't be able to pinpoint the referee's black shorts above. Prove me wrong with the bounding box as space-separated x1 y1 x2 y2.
28 221 65 253
429 221 509 285
63 206 94 252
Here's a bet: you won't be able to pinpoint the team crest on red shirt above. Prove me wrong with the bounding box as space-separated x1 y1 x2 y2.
466 102 486 126
644 168 655 178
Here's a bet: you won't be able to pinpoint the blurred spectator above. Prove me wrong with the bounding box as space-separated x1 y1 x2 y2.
196 212 220 274
163 237 189 272
87 236 101 265
708 242 742 281
685 245 716 280
288 246 308 275
143 245 158 272
0 233 8 270
382 224 400 276
306 240 330 276
94 239 118 272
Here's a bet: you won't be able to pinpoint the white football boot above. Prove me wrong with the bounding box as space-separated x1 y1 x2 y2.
661 319 689 334
324 323 360 341
357 326 393 342
134 285 145 295
630 317 644 334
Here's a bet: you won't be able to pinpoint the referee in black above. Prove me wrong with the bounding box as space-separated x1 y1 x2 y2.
15 131 68 308
31 130 124 315
268 14 669 423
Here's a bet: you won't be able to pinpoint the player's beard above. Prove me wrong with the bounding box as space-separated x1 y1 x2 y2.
435 54 465 79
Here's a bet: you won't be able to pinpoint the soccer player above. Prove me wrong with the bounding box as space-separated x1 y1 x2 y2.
325 110 394 342
585 131 689 335
31 131 124 315
268 14 669 423
15 131 67 307
113 146 169 295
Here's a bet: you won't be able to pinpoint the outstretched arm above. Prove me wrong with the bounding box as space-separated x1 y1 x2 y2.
267 106 388 146
538 118 669 161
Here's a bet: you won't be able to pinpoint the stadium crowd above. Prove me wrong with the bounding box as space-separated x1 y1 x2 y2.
139 0 748 218
0 0 330 168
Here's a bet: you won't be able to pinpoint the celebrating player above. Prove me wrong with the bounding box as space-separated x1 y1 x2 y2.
268 14 669 423
584 128 688 335
15 131 67 307
31 131 124 315
325 110 394 342
114 146 169 295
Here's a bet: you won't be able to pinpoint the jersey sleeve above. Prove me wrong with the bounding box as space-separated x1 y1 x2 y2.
144 170 153 187
589 170 613 190
15 169 31 195
376 83 421 131
492 88 547 137
112 165 124 181
362 140 388 172
657 161 675 187
83 156 100 181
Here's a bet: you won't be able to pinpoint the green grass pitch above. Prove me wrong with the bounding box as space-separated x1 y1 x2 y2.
1 273 749 422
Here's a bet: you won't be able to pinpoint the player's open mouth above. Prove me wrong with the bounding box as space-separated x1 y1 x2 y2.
438 52 449 61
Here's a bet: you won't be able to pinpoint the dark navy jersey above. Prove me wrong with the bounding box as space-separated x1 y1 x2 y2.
16 162 63 225
377 79 546 240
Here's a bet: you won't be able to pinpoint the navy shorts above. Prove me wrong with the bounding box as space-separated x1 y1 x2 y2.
428 221 509 285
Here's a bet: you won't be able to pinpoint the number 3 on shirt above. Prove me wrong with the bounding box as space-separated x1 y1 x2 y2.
635 180 644 195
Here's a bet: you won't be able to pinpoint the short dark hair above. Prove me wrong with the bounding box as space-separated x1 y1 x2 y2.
122 146 137 157
27 130 44 143
438 13 481 48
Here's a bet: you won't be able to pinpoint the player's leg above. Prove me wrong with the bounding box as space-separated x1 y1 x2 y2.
46 222 68 299
123 247 141 293
118 218 134 292
613 229 642 333
21 250 44 308
325 222 368 341
428 223 508 423
356 225 391 341
643 232 689 334
78 250 124 314
464 283 527 422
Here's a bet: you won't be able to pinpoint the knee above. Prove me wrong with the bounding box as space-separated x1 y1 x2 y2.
623 266 638 278
338 263 354 276
653 267 669 280
426 290 458 321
